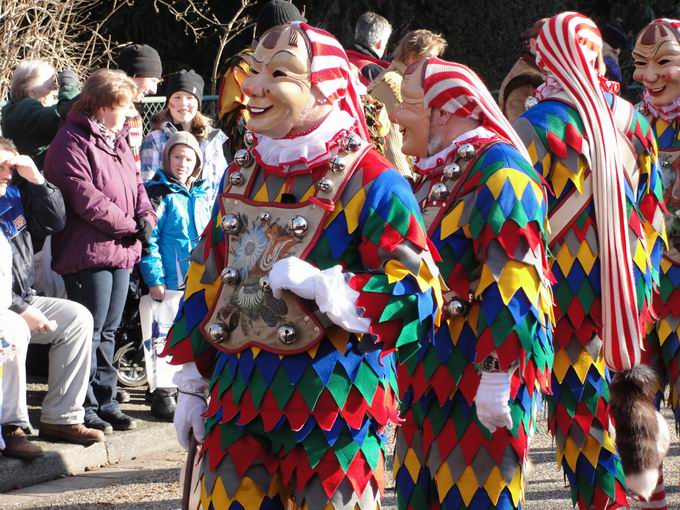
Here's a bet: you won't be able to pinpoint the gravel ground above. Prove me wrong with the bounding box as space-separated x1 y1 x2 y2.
7 380 680 509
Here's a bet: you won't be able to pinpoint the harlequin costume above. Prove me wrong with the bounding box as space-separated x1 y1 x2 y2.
391 58 554 509
164 22 442 510
632 18 680 509
513 12 666 509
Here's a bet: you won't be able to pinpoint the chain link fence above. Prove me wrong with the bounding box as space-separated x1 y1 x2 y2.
0 95 219 137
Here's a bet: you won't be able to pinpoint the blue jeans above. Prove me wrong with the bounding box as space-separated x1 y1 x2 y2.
64 268 130 417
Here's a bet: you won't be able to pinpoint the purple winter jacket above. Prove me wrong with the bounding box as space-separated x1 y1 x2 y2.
44 110 156 275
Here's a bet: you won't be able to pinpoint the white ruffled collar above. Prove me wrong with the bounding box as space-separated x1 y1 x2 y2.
414 126 496 174
251 107 356 173
642 90 680 123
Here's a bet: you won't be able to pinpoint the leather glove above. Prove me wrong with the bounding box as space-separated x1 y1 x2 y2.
135 217 154 243
57 69 80 88
475 371 513 433
268 257 319 300
174 392 207 450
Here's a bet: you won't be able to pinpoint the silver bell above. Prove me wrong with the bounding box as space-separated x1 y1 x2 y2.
243 131 255 147
443 163 462 180
329 155 345 172
430 182 450 201
524 96 539 110
220 267 239 285
234 149 253 167
287 215 308 238
446 298 468 317
636 103 647 114
340 133 362 152
457 143 475 160
208 323 225 342
259 211 271 223
277 324 297 344
317 178 333 193
221 214 241 235
661 159 671 168
259 276 271 292
229 171 244 186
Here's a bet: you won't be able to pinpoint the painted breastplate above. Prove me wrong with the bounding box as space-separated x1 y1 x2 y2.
201 133 369 354
414 139 496 319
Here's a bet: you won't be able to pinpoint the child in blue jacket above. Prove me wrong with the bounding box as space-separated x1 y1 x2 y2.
139 131 211 419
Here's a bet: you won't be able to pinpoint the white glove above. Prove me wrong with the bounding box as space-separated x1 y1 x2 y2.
172 363 209 450
475 371 513 433
268 257 319 300
268 258 370 333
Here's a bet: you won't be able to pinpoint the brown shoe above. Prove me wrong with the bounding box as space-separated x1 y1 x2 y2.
2 425 44 460
39 422 105 445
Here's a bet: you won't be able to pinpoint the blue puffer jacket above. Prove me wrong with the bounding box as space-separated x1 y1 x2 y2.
139 170 212 290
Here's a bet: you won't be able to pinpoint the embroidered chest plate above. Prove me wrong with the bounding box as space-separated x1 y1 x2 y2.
201 133 369 354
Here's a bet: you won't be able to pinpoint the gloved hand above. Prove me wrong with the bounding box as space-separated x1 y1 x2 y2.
135 217 154 243
57 69 80 88
268 257 319 300
174 391 207 450
475 371 513 434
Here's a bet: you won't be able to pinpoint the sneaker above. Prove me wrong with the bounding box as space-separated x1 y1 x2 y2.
2 425 44 460
150 389 176 421
39 422 105 445
84 413 113 435
116 388 131 403
99 410 137 431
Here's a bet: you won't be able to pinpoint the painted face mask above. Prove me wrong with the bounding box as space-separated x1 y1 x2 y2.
392 60 431 157
633 20 680 108
243 25 315 139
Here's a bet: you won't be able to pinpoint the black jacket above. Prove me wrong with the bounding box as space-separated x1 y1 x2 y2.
0 177 66 313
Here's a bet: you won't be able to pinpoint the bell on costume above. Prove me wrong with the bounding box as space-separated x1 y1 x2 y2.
234 148 253 167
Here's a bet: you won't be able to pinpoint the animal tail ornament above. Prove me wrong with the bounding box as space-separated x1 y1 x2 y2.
609 365 670 500
535 12 642 370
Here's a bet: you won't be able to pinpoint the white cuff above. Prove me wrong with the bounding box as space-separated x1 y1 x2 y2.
314 266 371 334
172 362 209 395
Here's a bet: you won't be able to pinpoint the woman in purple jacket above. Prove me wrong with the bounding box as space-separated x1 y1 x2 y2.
44 69 156 434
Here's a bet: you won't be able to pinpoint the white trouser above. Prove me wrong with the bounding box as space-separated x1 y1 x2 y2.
0 309 30 447
2 296 93 426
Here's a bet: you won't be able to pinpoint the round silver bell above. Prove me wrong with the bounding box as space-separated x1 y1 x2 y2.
457 143 475 160
221 214 241 235
524 96 539 110
277 324 297 344
443 162 462 180
287 215 308 238
208 323 225 342
661 159 671 168
430 182 450 201
259 211 271 223
220 267 239 285
229 171 244 186
341 133 362 152
243 131 255 147
234 149 253 167
259 276 271 292
329 155 345 172
636 103 647 114
446 298 468 317
317 178 333 193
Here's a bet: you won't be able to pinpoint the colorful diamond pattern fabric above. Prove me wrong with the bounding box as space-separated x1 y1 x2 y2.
394 139 553 510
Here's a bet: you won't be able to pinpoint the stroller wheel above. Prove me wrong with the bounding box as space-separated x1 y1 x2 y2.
114 341 147 387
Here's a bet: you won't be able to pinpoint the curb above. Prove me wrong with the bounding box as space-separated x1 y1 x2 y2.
0 419 176 493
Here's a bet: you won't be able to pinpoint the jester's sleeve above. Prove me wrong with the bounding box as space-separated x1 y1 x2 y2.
628 108 667 320
161 171 230 377
469 144 554 391
342 159 444 363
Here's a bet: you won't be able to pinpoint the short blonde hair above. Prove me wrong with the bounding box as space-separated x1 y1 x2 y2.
10 59 55 101
73 69 137 115
392 30 447 63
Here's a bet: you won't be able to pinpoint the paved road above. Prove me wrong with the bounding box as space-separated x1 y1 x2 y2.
4 407 680 509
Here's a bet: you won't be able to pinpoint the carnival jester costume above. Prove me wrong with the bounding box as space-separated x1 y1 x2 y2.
391 58 554 509
164 22 442 510
513 13 666 509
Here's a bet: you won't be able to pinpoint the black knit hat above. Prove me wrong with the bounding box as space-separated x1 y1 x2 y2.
118 44 162 78
165 69 204 107
256 0 305 39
